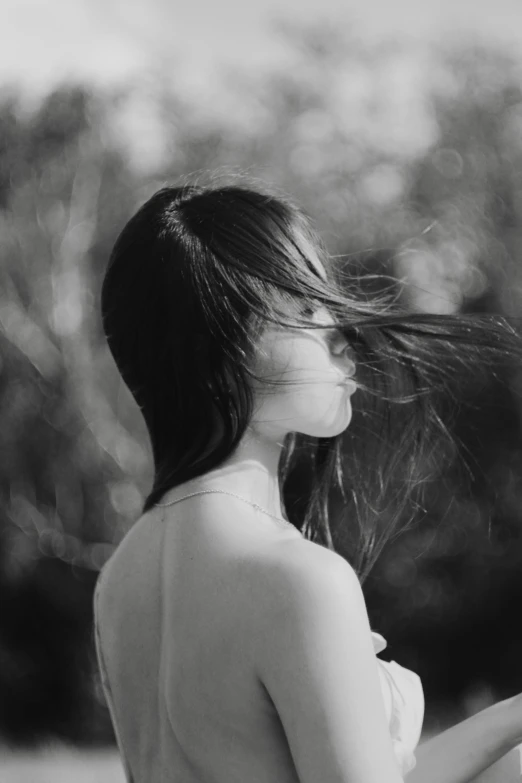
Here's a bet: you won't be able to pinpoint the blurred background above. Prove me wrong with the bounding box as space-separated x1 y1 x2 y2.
2 0 522 779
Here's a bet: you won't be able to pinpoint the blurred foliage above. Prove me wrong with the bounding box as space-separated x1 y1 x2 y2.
2 21 522 743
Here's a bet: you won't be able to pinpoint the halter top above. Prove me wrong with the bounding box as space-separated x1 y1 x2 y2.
370 631 425 776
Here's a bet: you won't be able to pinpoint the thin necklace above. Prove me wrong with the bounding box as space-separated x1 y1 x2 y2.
156 489 302 536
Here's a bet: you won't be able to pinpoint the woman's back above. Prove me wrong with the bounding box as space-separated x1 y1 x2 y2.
94 499 306 783
94 494 424 783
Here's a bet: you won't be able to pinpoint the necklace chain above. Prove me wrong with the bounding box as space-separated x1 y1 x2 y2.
156 489 302 535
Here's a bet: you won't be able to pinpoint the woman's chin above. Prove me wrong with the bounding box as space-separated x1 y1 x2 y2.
300 407 353 438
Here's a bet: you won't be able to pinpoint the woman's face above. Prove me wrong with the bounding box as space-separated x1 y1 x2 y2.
250 303 358 440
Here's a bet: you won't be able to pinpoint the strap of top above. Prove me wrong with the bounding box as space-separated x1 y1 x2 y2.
93 573 136 783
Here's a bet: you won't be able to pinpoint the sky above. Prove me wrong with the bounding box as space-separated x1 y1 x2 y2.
2 0 522 106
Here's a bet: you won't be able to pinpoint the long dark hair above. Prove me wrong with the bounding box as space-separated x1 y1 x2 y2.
101 179 522 584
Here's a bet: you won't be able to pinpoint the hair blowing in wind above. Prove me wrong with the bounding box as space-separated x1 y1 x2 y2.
100 180 522 584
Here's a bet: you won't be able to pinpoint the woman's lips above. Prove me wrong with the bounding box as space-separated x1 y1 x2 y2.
338 379 358 392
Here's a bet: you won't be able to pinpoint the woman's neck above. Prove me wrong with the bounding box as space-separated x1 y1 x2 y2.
177 429 287 519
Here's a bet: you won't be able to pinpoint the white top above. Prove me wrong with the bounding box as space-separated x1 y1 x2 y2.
370 631 425 777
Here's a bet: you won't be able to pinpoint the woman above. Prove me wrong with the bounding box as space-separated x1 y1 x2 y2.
94 181 522 782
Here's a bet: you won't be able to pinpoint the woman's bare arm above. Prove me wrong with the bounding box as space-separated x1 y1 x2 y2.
252 543 405 783
406 693 522 783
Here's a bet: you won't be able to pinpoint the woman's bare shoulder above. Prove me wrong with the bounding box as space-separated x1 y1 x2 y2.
271 533 352 566
251 534 357 592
